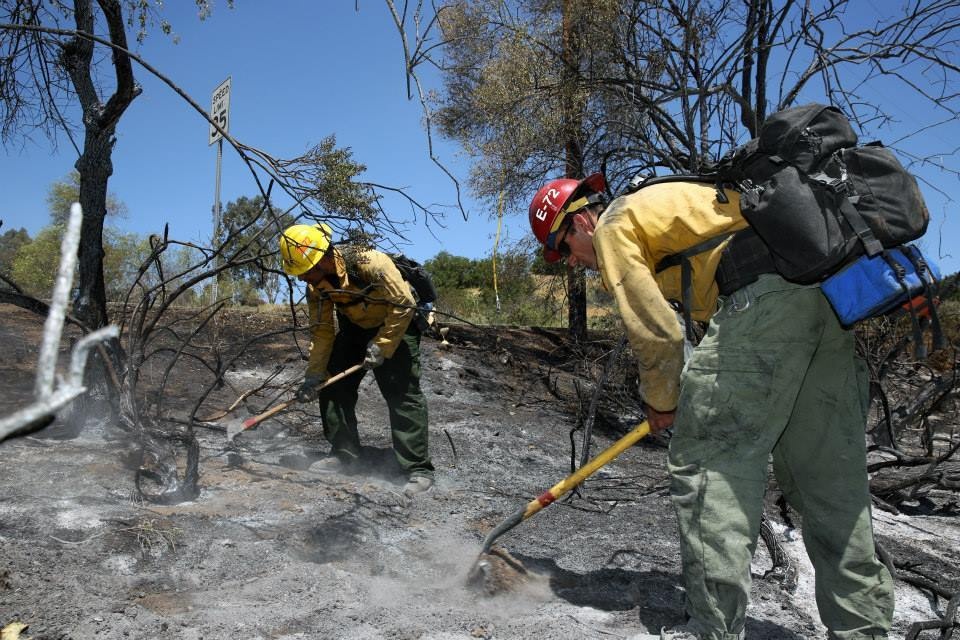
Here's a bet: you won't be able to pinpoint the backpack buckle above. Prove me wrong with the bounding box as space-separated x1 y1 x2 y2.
809 172 848 194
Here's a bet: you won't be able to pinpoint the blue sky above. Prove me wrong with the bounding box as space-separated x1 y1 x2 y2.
1 1 957 275
0 2 515 266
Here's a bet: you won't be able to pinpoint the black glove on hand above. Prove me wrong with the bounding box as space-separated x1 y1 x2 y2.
295 374 327 402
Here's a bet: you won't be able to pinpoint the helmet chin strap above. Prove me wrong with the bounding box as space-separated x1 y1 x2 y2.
547 192 606 246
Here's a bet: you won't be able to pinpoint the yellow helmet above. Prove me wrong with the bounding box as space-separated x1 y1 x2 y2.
279 223 333 276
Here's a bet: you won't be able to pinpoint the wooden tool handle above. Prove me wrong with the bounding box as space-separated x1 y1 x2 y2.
242 363 365 430
242 398 294 429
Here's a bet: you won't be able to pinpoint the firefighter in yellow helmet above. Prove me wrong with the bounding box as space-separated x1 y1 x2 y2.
279 223 434 498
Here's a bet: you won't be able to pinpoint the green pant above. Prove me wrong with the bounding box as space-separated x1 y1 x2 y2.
669 274 893 640
318 315 433 478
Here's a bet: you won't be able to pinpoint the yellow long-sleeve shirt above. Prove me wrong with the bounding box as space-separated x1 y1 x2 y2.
593 181 747 411
305 247 415 377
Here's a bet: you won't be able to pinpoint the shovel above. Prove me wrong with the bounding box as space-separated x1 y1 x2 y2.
225 364 364 441
467 419 652 594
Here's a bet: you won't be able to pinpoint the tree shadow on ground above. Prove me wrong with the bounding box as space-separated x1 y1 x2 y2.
284 487 410 564
351 445 409 484
515 553 807 639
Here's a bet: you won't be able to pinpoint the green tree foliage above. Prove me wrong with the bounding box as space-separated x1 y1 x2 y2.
51 173 141 300
425 248 569 326
218 195 295 305
0 227 30 282
8 176 152 301
432 1 618 338
102 228 150 301
530 248 566 276
424 251 487 289
46 171 127 226
303 136 378 224
433 1 604 200
11 224 156 301
11 225 61 297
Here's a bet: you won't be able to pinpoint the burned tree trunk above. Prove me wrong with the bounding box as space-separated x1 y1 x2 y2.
61 0 141 331
73 131 114 330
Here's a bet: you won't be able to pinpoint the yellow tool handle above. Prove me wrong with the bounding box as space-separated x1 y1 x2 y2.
242 363 365 430
478 420 653 553
522 420 651 519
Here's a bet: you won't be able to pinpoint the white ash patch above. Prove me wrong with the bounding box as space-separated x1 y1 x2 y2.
435 356 461 371
753 519 825 636
874 510 960 626
55 502 104 530
101 554 137 576
565 604 616 625
225 367 300 386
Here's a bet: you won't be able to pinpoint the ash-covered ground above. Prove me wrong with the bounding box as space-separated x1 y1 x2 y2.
0 304 957 639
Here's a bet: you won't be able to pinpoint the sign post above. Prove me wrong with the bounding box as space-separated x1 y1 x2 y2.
209 77 231 304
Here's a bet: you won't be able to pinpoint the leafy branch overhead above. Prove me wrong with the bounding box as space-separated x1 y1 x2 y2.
394 0 960 212
0 1 446 332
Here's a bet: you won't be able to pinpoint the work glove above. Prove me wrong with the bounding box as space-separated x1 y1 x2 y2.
643 402 676 433
295 373 327 402
363 342 385 370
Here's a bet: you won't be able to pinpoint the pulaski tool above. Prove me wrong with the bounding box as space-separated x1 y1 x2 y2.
226 364 364 441
467 420 652 595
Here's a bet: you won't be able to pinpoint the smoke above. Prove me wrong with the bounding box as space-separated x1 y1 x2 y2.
364 529 553 620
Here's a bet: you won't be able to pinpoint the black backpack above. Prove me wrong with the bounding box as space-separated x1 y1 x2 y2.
388 253 438 305
387 253 437 331
642 103 939 347
339 248 438 331
715 103 929 283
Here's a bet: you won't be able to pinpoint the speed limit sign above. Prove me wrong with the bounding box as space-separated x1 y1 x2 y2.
208 77 231 145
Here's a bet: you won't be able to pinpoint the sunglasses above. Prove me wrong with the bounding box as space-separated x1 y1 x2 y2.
555 222 573 257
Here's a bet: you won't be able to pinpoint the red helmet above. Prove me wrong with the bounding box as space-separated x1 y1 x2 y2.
528 173 606 252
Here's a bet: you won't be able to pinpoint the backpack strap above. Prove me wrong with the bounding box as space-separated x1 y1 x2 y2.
807 171 885 258
902 247 947 352
881 251 926 358
324 246 383 309
632 174 730 201
655 232 736 341
654 233 736 273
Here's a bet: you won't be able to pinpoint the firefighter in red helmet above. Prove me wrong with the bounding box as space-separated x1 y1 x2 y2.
526 173 893 640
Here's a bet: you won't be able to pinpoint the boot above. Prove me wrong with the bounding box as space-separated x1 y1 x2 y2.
309 456 346 474
403 475 433 498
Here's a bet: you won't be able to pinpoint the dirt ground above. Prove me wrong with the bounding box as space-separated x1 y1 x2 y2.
1 303 958 640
